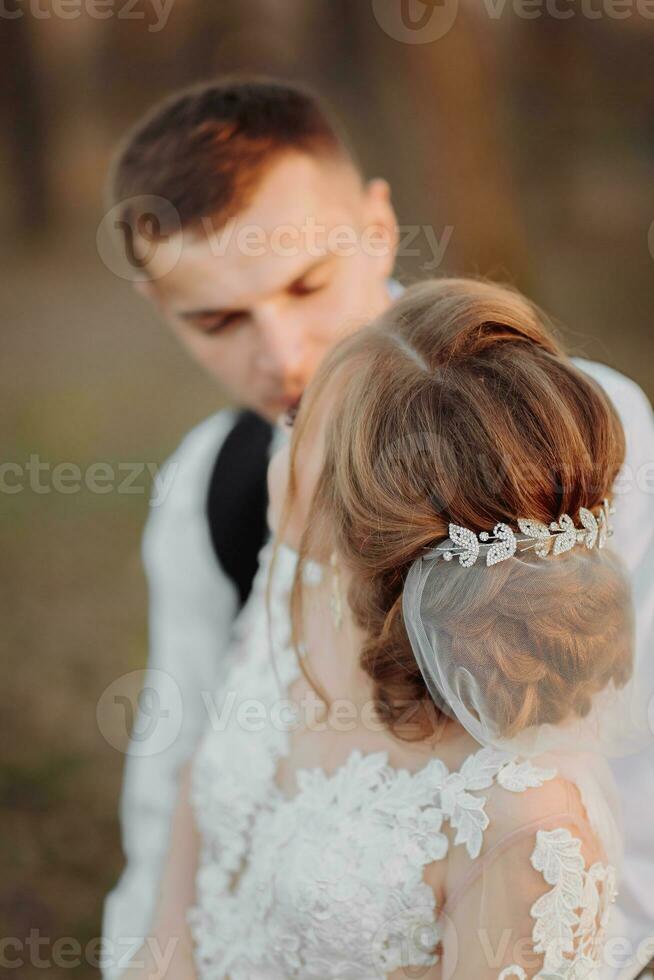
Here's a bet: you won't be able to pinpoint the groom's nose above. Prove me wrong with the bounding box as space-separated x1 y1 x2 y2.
255 306 307 386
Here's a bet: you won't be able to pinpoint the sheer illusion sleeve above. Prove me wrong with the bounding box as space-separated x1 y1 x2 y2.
439 773 618 980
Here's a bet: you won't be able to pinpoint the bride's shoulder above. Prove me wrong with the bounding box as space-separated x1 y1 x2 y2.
442 735 604 816
439 747 614 912
436 739 609 858
438 753 617 980
485 760 582 831
473 750 614 875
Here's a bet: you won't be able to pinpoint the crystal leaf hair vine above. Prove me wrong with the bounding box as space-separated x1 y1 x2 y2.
426 499 615 568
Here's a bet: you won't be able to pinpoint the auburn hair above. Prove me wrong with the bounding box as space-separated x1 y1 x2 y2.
281 278 631 741
110 76 355 237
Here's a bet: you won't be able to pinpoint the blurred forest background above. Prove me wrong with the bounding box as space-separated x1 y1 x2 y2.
1 1 653 976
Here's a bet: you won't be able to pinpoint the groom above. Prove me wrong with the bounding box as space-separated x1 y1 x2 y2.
102 78 654 980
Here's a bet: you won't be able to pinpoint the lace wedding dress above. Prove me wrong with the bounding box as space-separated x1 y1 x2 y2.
187 546 619 980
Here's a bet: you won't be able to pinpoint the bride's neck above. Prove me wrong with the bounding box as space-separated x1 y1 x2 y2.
300 567 374 707
296 559 476 760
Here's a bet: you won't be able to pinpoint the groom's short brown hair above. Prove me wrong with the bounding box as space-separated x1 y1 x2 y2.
111 77 356 236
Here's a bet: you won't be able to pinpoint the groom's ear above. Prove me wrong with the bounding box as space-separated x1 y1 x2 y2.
363 178 399 269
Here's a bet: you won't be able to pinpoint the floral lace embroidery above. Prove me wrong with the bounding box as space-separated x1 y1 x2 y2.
189 734 546 977
498 828 617 980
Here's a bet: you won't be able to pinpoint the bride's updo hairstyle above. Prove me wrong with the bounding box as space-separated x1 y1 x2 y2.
285 278 631 741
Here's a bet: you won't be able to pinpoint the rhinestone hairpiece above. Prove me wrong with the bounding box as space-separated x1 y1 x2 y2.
426 499 615 568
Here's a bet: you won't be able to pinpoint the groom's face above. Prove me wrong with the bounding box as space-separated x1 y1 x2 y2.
140 152 397 422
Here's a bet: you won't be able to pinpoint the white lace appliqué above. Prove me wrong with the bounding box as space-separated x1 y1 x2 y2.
499 827 617 980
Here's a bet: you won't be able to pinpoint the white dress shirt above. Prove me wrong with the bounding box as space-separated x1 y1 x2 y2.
101 409 241 978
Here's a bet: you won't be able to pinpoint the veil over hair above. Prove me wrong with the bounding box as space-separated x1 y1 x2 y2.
402 530 647 761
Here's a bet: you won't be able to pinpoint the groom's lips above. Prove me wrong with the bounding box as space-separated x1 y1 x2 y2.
270 392 303 428
281 392 302 409
283 393 303 425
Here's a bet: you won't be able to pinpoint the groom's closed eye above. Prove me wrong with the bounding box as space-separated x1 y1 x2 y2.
287 257 336 298
288 277 328 298
184 310 249 335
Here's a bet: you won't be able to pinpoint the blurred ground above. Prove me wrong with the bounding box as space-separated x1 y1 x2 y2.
0 233 221 977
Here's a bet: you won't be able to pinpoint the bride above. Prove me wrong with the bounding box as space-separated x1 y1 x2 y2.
122 278 636 979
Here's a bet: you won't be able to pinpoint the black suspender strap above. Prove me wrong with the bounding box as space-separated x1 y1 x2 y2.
206 410 274 609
